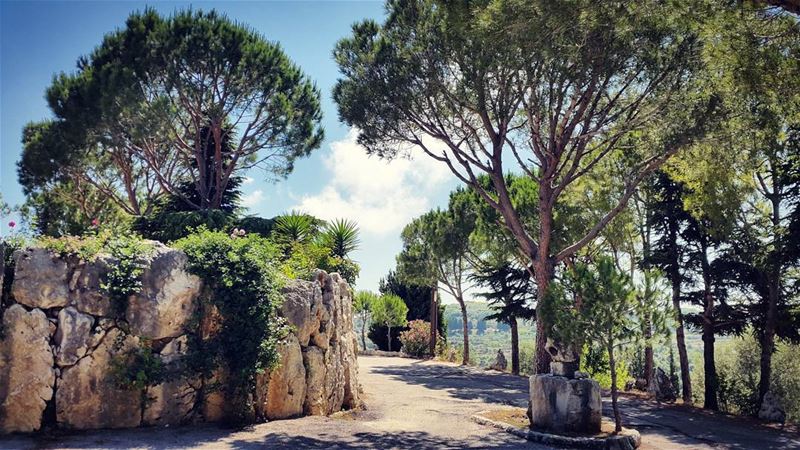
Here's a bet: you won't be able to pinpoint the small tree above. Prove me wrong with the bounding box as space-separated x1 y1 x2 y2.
544 257 668 432
354 290 379 350
371 294 409 352
471 261 536 375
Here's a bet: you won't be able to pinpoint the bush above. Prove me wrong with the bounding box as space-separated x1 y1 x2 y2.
400 320 432 358
693 334 800 422
580 343 631 390
133 209 234 243
174 228 287 424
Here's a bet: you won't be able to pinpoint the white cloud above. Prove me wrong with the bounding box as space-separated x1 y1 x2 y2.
242 176 255 185
241 189 265 208
293 129 453 235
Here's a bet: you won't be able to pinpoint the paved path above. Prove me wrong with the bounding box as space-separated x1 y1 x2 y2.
1 355 798 449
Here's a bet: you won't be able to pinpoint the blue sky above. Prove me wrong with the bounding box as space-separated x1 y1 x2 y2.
0 1 461 294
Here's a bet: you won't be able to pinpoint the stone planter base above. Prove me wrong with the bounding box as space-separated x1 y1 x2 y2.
472 412 641 450
529 374 602 433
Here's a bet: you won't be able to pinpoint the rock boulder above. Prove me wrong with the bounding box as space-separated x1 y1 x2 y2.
126 244 201 339
12 248 69 309
56 327 142 429
0 305 55 433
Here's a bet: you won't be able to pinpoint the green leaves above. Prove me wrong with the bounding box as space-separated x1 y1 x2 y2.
21 7 324 223
320 219 361 259
371 293 409 329
354 290 379 315
543 256 669 351
174 228 286 423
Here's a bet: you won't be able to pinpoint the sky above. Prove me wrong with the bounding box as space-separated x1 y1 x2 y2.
0 1 462 295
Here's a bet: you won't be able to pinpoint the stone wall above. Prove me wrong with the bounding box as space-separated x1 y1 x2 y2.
0 244 360 433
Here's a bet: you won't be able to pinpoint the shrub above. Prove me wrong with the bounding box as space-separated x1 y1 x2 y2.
174 228 287 424
580 343 631 391
400 319 432 358
693 334 800 422
133 209 234 243
435 336 462 364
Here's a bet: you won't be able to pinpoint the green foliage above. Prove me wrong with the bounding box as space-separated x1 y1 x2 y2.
371 293 408 352
19 7 324 232
378 270 446 337
36 231 152 316
579 344 631 391
101 236 152 316
320 219 360 259
272 212 321 246
174 228 287 423
692 333 800 423
372 294 408 329
133 209 235 243
435 336 463 364
354 290 379 350
400 319 432 358
110 341 166 391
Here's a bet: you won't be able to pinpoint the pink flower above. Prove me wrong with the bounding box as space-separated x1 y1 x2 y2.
8 221 15 228
91 218 99 227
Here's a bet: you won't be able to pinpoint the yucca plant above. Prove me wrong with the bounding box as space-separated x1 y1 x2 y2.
320 218 360 258
271 211 318 245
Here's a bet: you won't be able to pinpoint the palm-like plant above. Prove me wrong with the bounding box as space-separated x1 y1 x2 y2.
272 211 318 245
320 218 360 258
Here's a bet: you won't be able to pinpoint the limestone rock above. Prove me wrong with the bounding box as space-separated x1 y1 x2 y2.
0 305 55 433
648 367 676 403
303 346 327 415
143 335 197 426
56 328 141 429
280 280 322 346
529 374 602 433
758 391 786 423
70 256 116 317
126 244 201 339
12 248 69 309
489 349 508 371
259 334 306 419
202 369 227 422
54 307 95 366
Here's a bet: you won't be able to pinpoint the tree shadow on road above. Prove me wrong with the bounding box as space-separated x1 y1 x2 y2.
370 360 530 407
225 430 537 449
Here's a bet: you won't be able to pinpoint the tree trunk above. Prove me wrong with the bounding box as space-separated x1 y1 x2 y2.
510 317 520 375
360 318 367 351
760 192 782 403
667 217 692 403
533 258 554 374
673 283 692 403
429 288 438 357
458 298 470 365
609 343 622 433
387 325 392 352
701 238 718 410
644 326 654 389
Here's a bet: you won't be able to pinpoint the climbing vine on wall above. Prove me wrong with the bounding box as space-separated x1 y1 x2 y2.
175 228 287 424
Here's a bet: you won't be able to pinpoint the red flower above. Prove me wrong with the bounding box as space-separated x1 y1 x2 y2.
8 221 15 228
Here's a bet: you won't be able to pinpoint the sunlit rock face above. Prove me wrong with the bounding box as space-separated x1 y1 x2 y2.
0 246 360 433
256 271 360 420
